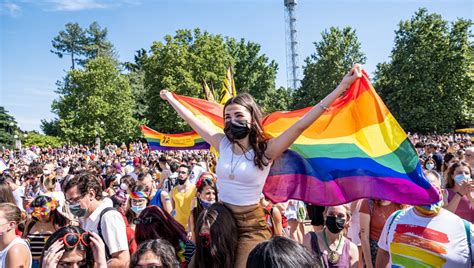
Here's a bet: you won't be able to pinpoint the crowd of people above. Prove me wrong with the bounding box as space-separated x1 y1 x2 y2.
0 65 473 267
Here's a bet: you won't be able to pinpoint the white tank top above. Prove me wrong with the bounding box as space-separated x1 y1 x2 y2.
215 137 272 206
0 237 32 268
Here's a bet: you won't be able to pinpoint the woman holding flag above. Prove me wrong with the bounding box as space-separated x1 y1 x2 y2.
160 64 363 267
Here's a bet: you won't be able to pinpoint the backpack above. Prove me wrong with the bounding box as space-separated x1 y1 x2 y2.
97 207 137 259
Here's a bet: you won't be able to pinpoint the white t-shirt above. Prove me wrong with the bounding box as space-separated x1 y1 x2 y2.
0 237 32 268
215 137 272 206
82 198 129 255
378 207 474 268
12 187 24 211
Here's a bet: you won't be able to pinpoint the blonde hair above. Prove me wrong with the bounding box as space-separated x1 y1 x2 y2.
0 203 21 224
325 204 351 220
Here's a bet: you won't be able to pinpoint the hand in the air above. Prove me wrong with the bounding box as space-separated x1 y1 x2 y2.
160 89 173 101
340 64 363 88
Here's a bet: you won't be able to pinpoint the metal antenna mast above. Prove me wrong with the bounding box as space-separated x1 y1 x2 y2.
284 0 300 90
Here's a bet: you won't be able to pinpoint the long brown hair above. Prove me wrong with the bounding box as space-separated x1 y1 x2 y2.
0 176 16 204
195 203 237 268
224 93 270 170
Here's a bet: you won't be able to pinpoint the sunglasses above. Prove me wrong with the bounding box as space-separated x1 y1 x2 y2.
62 232 90 248
133 216 155 225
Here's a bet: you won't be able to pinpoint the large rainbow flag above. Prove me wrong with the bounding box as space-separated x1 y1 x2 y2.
170 71 440 205
140 125 210 151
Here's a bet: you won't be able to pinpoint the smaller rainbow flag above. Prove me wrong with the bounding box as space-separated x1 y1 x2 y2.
140 125 210 151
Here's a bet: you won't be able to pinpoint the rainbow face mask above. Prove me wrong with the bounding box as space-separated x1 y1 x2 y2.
27 198 59 218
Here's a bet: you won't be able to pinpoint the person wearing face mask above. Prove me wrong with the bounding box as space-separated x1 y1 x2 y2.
171 165 196 229
187 173 218 242
303 204 359 267
161 64 364 267
444 161 474 223
424 157 436 171
126 185 150 229
377 170 474 267
63 172 130 266
137 172 173 215
0 203 32 268
22 195 69 267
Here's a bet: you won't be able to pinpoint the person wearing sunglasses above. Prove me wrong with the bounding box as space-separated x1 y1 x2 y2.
0 203 32 268
40 226 107 268
22 195 69 267
135 206 195 267
130 239 179 268
63 172 130 266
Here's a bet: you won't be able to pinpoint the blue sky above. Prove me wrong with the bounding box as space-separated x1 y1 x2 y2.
1 0 472 132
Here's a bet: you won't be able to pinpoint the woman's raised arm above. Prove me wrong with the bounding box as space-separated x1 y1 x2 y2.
266 64 363 160
160 90 224 150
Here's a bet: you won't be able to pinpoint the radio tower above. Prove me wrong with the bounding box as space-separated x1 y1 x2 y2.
284 0 300 90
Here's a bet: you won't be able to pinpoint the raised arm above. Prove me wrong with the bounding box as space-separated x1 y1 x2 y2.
160 90 224 149
266 64 363 160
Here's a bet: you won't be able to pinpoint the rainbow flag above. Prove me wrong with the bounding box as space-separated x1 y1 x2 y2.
172 71 440 205
140 125 210 151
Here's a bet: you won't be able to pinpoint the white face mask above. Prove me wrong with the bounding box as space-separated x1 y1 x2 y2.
120 183 128 191
454 174 471 184
426 163 435 170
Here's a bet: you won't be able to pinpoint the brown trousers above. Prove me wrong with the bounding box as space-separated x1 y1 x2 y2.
229 205 272 268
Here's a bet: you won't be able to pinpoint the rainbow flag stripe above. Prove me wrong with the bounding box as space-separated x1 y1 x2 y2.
140 125 210 151
172 71 440 205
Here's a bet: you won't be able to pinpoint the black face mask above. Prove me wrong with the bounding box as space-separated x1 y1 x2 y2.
325 216 346 234
177 178 187 185
224 120 250 141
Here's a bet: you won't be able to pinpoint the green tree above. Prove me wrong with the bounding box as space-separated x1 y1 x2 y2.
82 21 117 64
142 29 282 132
0 107 18 148
266 87 293 113
50 22 86 70
23 132 64 148
374 9 473 133
225 38 279 112
52 57 141 144
40 119 61 137
143 29 234 133
293 27 366 109
124 49 149 122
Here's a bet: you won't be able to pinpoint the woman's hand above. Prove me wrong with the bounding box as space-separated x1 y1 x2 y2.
42 240 65 268
340 64 363 89
160 89 173 101
457 180 471 196
89 232 107 268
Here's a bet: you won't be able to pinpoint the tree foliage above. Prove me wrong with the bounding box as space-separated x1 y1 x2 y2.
23 132 64 148
225 38 279 112
374 8 473 133
40 118 61 137
141 29 280 132
0 107 18 148
52 57 141 144
51 22 116 69
293 27 366 109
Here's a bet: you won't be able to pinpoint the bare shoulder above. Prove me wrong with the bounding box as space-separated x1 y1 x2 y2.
6 243 30 265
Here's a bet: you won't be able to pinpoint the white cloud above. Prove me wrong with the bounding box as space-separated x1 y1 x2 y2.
47 0 109 11
0 3 22 17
